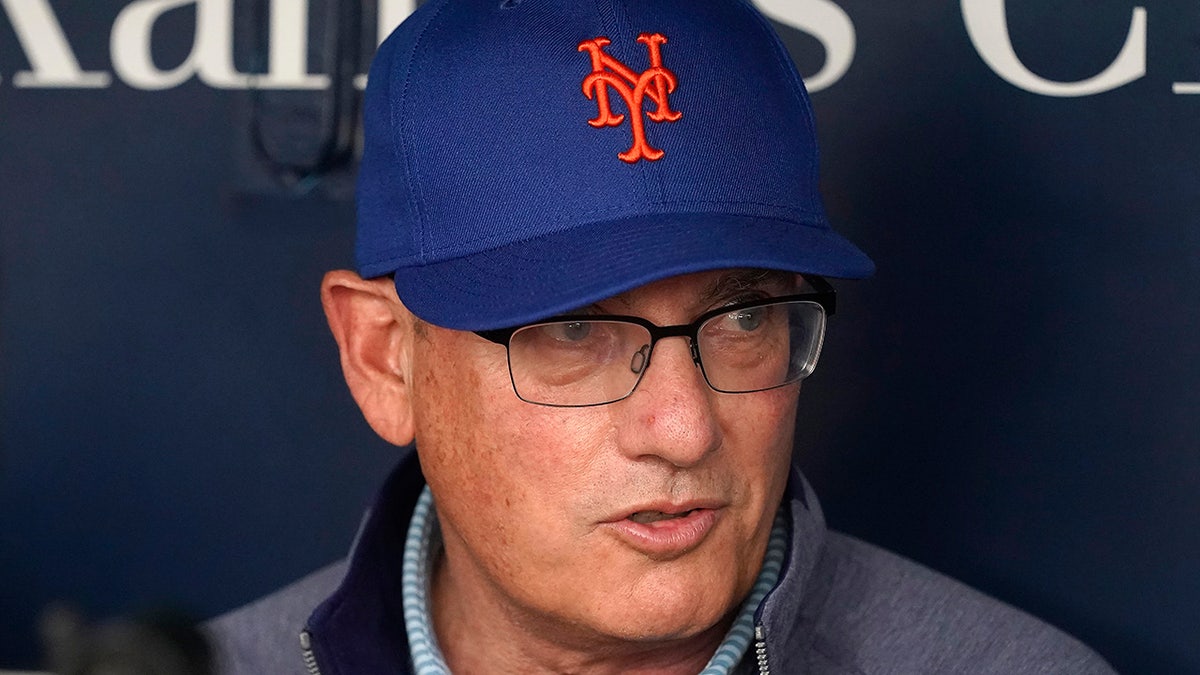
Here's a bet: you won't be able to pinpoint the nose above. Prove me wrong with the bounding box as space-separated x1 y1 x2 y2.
616 336 722 467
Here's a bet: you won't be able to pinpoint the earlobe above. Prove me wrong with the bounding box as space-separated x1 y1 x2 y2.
321 270 416 446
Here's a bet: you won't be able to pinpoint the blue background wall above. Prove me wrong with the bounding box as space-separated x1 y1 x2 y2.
2 1 1197 672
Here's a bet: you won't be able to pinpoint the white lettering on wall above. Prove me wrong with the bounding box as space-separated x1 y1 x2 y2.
2 1 1192 95
354 0 417 89
377 0 416 46
2 0 111 87
265 0 327 89
110 0 329 90
962 0 1146 97
753 0 856 93
112 0 238 89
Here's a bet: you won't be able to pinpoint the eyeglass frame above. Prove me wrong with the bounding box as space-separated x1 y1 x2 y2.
473 275 837 407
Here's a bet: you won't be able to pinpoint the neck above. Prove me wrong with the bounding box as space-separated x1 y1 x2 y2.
431 549 733 675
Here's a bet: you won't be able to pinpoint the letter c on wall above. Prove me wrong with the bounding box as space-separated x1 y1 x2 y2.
962 0 1146 97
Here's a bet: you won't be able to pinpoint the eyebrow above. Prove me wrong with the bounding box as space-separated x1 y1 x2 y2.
698 269 795 305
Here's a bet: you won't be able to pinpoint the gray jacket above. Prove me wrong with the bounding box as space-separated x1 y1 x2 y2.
207 450 1117 674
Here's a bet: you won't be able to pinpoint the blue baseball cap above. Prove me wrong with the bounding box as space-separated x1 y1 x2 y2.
355 0 874 331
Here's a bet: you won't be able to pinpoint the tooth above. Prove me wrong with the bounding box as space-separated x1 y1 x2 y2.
630 511 679 524
631 511 659 524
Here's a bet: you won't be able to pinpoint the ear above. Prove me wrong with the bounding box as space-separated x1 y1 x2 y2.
321 270 416 446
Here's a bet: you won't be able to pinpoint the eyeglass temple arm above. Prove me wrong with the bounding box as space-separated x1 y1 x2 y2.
804 274 837 317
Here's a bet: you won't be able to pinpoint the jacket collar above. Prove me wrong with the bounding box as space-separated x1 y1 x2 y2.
303 448 423 675
759 467 827 667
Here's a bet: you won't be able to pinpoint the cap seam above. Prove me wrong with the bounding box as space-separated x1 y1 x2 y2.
737 0 820 182
396 0 454 265
610 0 657 209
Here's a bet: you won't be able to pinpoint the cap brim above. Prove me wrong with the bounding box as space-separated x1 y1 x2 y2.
392 213 875 331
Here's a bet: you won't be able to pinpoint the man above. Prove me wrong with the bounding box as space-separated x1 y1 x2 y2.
209 0 1117 672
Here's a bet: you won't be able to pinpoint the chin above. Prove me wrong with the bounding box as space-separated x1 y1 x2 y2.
590 577 738 643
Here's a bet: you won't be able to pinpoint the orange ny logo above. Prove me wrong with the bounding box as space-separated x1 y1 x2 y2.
578 33 682 163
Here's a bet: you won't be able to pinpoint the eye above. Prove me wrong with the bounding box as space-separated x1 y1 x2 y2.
543 321 593 342
729 308 763 332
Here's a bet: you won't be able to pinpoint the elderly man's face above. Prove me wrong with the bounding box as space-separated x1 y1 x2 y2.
411 269 799 647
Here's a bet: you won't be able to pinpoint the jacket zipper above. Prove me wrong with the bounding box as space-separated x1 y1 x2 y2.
753 624 770 674
299 630 323 675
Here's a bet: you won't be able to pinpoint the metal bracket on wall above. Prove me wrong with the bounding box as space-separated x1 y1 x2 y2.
235 0 373 200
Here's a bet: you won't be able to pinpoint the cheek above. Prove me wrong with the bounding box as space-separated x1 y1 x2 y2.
718 386 798 513
411 346 607 544
412 354 510 503
760 388 800 478
721 385 797 459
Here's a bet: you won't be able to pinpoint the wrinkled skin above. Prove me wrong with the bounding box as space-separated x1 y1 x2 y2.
322 269 801 674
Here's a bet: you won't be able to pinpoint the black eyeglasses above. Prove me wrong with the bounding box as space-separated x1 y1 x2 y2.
475 277 836 407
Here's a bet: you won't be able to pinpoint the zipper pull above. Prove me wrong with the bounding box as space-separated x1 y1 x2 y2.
754 624 770 674
299 630 323 675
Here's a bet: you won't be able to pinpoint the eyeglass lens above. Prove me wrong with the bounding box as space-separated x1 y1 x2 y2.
505 300 825 407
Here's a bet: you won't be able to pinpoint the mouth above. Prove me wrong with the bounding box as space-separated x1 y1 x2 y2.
627 508 701 525
602 503 724 558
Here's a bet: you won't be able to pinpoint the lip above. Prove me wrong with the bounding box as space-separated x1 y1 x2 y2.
600 501 724 559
